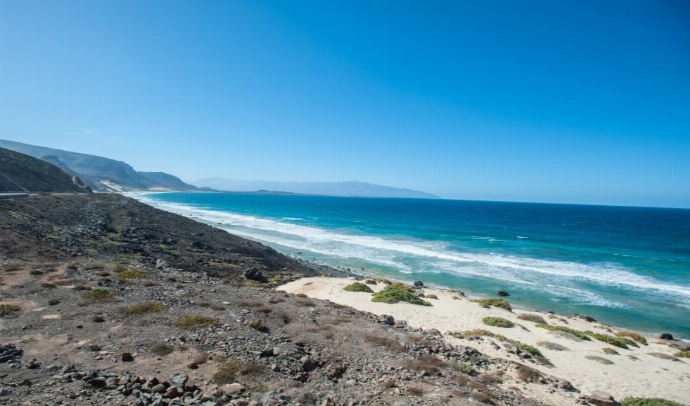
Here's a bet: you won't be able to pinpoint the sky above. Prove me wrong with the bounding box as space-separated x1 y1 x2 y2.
0 0 689 207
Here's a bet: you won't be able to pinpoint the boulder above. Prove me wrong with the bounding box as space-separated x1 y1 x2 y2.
659 333 674 340
497 290 510 297
413 281 424 288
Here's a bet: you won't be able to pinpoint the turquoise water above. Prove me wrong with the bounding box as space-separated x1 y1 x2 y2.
132 192 690 339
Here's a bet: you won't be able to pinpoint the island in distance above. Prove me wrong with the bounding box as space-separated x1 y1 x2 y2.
194 178 440 199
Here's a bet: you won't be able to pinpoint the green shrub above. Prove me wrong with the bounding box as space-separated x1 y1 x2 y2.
377 278 392 285
176 315 220 330
0 304 21 317
482 317 514 328
585 331 634 349
473 298 512 311
426 294 438 299
535 324 592 340
674 351 690 358
455 363 475 374
620 398 684 406
83 288 116 303
615 331 648 346
213 361 264 385
602 348 619 355
119 302 166 315
343 282 374 293
371 283 431 306
118 269 148 279
464 329 543 358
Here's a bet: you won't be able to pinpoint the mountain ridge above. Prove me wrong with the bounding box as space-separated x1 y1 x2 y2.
194 178 440 199
0 139 197 192
0 147 91 193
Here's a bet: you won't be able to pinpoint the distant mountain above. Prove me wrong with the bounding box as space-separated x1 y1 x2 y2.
194 178 439 199
0 147 91 193
0 140 198 192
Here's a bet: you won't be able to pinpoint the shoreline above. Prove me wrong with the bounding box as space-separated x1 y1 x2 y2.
278 276 690 405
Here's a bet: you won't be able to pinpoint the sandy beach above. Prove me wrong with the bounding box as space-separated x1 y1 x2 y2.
279 277 690 405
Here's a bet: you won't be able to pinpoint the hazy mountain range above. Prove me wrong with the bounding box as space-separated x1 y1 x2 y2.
0 140 197 192
194 178 439 199
0 139 438 198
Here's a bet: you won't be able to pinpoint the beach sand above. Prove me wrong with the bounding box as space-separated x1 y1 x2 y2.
279 277 690 405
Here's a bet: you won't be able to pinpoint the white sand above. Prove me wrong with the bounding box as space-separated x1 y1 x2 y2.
279 277 690 405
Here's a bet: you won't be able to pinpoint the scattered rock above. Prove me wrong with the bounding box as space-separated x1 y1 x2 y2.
659 333 674 340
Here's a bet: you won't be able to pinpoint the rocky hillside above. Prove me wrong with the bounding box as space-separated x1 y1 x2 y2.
0 194 573 405
0 139 198 192
0 147 91 194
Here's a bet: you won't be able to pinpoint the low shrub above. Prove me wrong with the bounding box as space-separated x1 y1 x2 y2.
620 397 684 406
674 351 690 358
473 298 512 311
404 354 447 375
83 288 116 303
249 320 269 332
198 302 226 311
517 313 546 324
515 364 542 383
343 282 374 293
426 294 438 299
464 329 543 358
407 386 424 396
213 361 264 385
176 315 220 330
535 324 591 340
118 269 148 279
252 306 272 313
537 341 569 351
371 283 431 306
456 363 475 374
365 335 405 352
48 299 60 306
92 314 105 322
615 331 648 346
377 278 392 285
0 304 21 317
119 302 166 316
647 352 679 361
602 348 619 355
151 343 174 356
586 332 635 349
585 355 614 365
482 317 514 328
235 300 264 308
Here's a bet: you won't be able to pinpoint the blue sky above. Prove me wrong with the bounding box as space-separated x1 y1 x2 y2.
1 0 689 207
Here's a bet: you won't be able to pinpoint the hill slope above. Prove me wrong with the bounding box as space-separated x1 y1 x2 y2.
0 147 91 193
195 178 439 199
0 139 197 192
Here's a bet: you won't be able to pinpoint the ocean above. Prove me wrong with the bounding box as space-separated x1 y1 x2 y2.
130 192 690 339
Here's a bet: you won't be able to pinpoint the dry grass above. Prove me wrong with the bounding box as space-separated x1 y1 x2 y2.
537 341 569 351
404 354 447 375
585 355 614 365
249 320 269 332
252 306 272 313
213 361 264 385
151 343 175 356
515 363 542 383
647 352 680 362
198 302 226 311
82 288 116 303
235 300 264 308
365 335 405 352
176 315 220 330
407 386 424 396
119 302 166 316
517 313 546 324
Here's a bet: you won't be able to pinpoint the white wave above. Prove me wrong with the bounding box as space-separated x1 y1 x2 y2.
133 194 690 302
517 236 529 239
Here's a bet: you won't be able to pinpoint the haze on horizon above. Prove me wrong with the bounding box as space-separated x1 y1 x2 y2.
1 0 689 208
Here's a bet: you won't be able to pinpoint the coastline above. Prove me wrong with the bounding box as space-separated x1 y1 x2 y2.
278 276 690 405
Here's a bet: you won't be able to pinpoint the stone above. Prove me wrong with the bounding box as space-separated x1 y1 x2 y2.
170 373 188 389
584 390 621 406
413 281 424 288
574 314 597 322
219 383 244 395
660 333 674 340
121 352 134 362
497 290 509 297
151 383 167 393
379 315 395 326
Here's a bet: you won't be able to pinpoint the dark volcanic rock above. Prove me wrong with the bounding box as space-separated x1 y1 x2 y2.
660 333 674 340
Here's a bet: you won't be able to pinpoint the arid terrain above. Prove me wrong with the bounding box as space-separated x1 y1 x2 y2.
0 193 587 406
